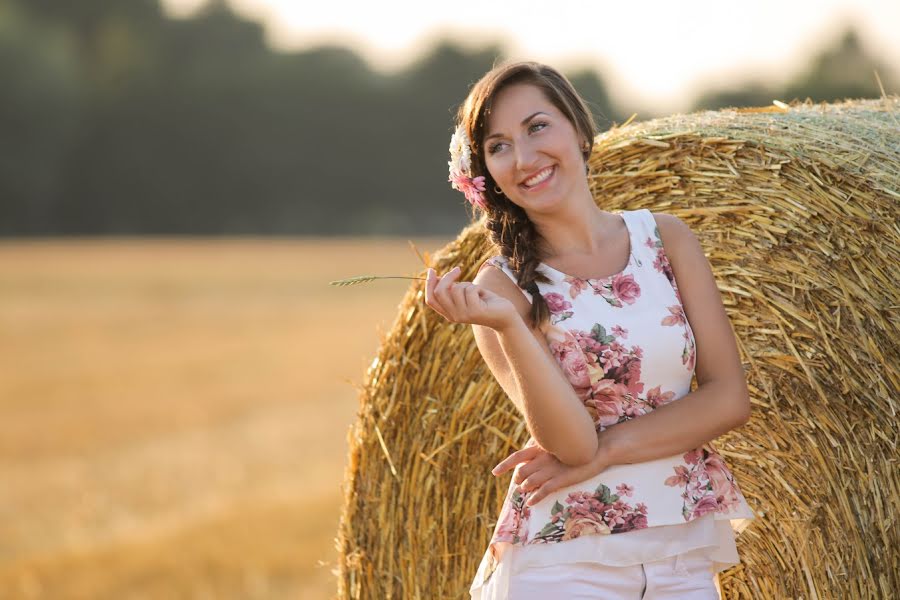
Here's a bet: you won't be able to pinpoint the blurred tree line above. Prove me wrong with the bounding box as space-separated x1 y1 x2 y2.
0 0 896 235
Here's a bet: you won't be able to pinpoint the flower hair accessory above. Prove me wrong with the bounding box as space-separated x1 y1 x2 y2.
448 125 487 210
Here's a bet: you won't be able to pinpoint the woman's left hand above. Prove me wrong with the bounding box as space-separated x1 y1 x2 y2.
491 443 607 506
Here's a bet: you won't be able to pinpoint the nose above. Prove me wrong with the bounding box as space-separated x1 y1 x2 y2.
514 140 540 177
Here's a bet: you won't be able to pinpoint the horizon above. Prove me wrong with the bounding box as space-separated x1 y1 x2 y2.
161 0 900 113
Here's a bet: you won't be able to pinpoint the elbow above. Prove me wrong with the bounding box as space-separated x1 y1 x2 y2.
530 408 599 467
710 380 751 431
730 390 751 428
534 435 596 467
554 430 599 467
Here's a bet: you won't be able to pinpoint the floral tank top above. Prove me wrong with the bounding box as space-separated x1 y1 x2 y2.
469 209 755 597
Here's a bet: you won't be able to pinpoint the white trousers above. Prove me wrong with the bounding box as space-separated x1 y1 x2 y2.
501 547 720 600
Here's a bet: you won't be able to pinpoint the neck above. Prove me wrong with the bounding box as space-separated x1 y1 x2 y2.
528 184 610 260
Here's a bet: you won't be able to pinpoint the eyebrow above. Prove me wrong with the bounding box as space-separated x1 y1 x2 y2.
484 111 549 141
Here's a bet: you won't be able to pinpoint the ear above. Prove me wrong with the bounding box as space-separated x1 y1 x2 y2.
581 140 591 166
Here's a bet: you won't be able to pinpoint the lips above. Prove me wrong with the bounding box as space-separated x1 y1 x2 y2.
520 165 556 189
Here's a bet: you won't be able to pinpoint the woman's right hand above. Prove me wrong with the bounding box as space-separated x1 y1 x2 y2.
424 266 519 331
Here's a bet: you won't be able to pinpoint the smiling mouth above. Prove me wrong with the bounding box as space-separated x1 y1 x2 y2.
520 165 556 189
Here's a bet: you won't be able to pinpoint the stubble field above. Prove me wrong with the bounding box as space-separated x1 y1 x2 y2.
0 236 451 599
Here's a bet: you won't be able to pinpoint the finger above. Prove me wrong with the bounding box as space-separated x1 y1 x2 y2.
513 461 536 485
526 477 558 506
492 446 541 475
463 283 482 311
435 266 461 296
449 280 469 312
433 267 461 314
425 268 439 306
424 268 449 319
521 451 560 485
513 452 553 484
424 268 434 302
476 286 490 301
493 449 531 476
518 469 552 493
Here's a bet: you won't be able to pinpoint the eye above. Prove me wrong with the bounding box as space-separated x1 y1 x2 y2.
487 121 548 155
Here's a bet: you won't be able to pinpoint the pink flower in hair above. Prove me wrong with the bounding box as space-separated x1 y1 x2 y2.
448 125 488 209
449 171 487 209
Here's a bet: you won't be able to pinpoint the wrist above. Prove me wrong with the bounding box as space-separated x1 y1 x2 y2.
493 312 527 335
594 430 616 470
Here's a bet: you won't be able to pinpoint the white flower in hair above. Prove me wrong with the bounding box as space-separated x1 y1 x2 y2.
448 125 487 209
448 126 473 175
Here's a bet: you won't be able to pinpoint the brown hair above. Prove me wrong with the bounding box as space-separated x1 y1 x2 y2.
455 61 598 330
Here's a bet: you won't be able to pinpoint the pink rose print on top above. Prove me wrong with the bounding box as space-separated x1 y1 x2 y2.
542 321 681 431
648 236 671 277
608 273 641 305
544 292 570 312
589 333 644 397
543 292 574 325
564 276 589 299
683 330 697 372
661 304 687 327
661 304 697 372
645 384 676 409
545 326 592 399
704 451 743 508
664 446 745 521
563 273 641 308
647 230 685 304
494 487 531 544
585 379 629 428
531 482 648 544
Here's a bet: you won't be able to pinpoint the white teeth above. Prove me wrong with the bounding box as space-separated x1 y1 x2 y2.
524 167 553 187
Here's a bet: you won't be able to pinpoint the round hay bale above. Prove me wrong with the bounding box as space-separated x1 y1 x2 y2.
334 96 899 599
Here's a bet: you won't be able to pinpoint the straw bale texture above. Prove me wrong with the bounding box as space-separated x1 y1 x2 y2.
335 96 899 599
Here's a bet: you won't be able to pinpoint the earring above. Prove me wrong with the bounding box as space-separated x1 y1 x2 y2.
493 185 504 195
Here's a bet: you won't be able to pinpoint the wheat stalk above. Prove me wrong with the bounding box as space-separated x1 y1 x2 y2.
329 275 427 287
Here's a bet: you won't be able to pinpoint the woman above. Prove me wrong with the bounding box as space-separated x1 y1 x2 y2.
424 61 755 599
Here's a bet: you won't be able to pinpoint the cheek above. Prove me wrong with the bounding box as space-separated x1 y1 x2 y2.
485 158 511 184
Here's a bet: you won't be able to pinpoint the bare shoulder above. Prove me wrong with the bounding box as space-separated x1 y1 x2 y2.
649 210 709 305
473 259 532 322
649 211 696 249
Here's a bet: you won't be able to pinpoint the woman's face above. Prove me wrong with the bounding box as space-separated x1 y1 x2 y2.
482 83 586 214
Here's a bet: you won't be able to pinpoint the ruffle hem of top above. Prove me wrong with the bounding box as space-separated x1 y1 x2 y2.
469 510 754 600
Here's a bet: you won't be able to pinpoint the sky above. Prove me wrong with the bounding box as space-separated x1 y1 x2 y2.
161 0 900 113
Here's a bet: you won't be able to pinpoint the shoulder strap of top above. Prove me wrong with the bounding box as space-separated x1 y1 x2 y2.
625 208 660 266
477 255 534 305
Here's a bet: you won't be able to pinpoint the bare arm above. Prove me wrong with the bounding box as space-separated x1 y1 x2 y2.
425 263 598 466
594 213 751 467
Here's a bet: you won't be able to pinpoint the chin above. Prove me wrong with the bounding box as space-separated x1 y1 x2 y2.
519 196 565 216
